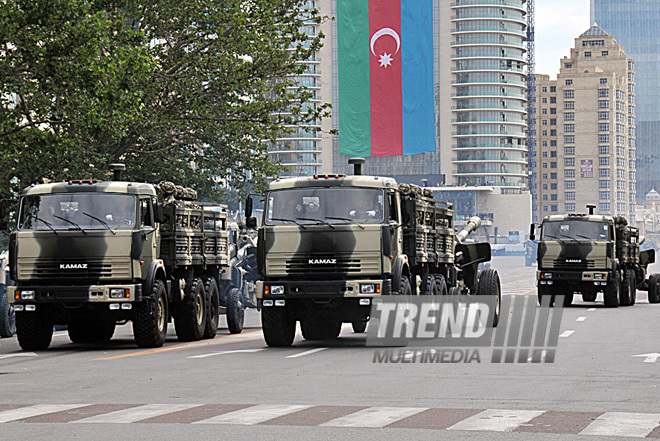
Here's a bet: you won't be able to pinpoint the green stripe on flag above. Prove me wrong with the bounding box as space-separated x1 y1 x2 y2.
337 0 371 157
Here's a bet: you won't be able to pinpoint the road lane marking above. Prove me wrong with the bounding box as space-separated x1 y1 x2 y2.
321 407 428 428
527 350 546 363
73 404 202 423
0 404 90 423
188 348 265 359
286 347 328 359
632 353 660 363
448 409 544 432
576 317 586 322
195 404 312 425
0 352 37 360
559 330 574 338
588 308 596 311
579 412 660 437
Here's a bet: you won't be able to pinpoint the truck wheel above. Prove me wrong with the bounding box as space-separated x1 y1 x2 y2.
537 285 554 306
628 270 637 306
15 311 53 350
133 279 168 348
620 270 635 306
423 276 436 295
562 291 574 307
604 271 620 308
301 318 341 340
202 277 220 339
174 277 207 342
435 275 448 296
68 320 95 344
226 287 244 335
261 307 295 347
476 268 501 327
448 286 461 296
352 320 367 333
95 320 116 342
649 274 660 304
0 291 15 338
398 276 412 296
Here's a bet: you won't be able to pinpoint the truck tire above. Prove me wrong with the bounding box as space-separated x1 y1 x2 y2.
202 277 220 339
448 286 461 296
261 307 295 347
133 279 168 348
436 275 448 296
537 285 554 306
620 270 636 307
226 287 244 335
649 274 660 304
352 320 367 333
476 268 501 327
398 275 412 296
562 291 574 307
0 291 15 338
604 271 620 308
424 276 437 296
68 320 95 344
301 318 341 340
15 311 53 350
174 277 207 342
95 320 116 342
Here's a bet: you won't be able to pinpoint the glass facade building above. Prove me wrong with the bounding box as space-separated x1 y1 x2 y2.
592 0 660 200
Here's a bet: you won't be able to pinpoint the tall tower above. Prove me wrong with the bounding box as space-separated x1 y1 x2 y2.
592 0 660 201
446 0 528 192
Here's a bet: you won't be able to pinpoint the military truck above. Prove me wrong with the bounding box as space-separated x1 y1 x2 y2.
248 158 500 347
530 205 660 307
2 165 245 350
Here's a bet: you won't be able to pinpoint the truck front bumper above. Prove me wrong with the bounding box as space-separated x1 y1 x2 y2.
256 279 392 300
7 284 143 306
536 270 610 286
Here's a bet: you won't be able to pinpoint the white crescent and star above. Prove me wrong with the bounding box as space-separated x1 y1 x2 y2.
370 27 400 69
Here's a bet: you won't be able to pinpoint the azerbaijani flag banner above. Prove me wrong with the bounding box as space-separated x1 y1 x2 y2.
337 0 435 157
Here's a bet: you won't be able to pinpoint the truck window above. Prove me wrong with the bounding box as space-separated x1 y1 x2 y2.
140 198 153 227
541 220 609 241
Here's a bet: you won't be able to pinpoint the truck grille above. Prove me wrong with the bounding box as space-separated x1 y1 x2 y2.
267 253 381 276
17 257 131 281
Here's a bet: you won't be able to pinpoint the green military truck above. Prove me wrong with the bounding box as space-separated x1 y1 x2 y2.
531 205 660 307
248 159 501 347
2 166 244 350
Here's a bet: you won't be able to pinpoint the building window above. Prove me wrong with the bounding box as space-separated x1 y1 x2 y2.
542 87 547 92
564 135 575 144
565 203 576 212
542 98 547 104
551 205 558 212
565 158 575 167
565 79 573 85
599 146 610 155
543 163 548 169
599 157 610 166
600 78 608 84
543 206 548 212
565 101 575 110
542 120 548 126
601 51 608 57
550 129 557 136
542 184 548 190
542 194 548 201
598 89 609 98
565 169 575 178
542 150 548 156
550 108 557 114
599 169 610 178
565 146 575 155
550 118 556 125
599 202 610 212
550 173 557 179
598 123 610 132
550 162 557 168
599 191 610 200
551 194 557 201
550 140 557 147
564 90 574 99
564 124 575 133
598 111 609 120
550 151 557 158
585 51 592 57
599 180 610 189
542 130 547 136
598 134 610 143
598 100 609 109
565 192 576 201
565 64 572 68
550 97 556 104
542 109 548 114
550 86 556 93
565 113 574 121
550 183 557 190
565 181 576 189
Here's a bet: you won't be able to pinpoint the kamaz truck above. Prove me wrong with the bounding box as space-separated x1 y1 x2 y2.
248 158 501 347
531 204 660 307
2 165 245 350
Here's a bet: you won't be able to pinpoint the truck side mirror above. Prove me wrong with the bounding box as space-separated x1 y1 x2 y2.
154 202 165 224
529 223 535 241
245 195 253 219
246 216 257 229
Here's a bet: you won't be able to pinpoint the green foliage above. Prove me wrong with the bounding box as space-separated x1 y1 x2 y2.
0 0 325 201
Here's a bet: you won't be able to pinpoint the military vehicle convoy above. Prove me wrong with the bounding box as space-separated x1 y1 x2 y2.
2 165 245 350
248 158 500 347
531 205 660 307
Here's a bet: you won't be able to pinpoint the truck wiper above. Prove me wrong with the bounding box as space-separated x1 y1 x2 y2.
270 217 306 229
82 212 116 235
296 217 335 230
574 234 593 240
559 234 580 243
324 216 365 230
35 217 58 235
52 215 87 235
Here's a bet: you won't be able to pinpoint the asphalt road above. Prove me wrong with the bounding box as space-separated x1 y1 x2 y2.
1 256 660 440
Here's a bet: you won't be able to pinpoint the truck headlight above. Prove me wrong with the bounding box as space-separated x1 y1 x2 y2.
270 285 284 295
594 273 607 280
110 288 128 299
542 273 552 279
360 284 376 294
20 290 35 300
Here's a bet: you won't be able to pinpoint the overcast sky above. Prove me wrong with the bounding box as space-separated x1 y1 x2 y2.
535 0 591 78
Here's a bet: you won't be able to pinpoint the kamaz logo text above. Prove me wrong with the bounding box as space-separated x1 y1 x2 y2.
565 259 582 263
308 259 337 265
60 263 88 270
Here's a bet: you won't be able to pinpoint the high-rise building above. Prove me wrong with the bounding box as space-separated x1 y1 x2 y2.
535 25 636 219
591 0 660 201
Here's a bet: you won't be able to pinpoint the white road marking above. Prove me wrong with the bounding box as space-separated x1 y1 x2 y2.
0 352 37 360
195 404 312 425
576 316 586 322
73 404 201 423
559 330 574 338
527 350 547 363
156 331 264 352
580 412 660 437
286 347 328 359
322 407 427 428
588 308 596 311
448 409 544 432
0 404 89 423
632 353 660 363
188 348 265 359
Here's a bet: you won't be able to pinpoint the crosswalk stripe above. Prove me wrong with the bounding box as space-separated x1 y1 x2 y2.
579 412 660 437
448 409 545 432
0 404 89 423
194 404 312 425
321 407 428 428
72 404 202 423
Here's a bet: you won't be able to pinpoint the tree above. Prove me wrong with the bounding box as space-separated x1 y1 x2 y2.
0 0 326 201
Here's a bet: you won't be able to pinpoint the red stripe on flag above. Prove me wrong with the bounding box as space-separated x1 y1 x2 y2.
369 0 403 156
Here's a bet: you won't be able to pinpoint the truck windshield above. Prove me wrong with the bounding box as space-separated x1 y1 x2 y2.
265 188 385 225
19 194 137 231
541 220 609 241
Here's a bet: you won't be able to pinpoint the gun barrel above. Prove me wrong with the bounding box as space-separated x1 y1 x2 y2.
456 216 482 243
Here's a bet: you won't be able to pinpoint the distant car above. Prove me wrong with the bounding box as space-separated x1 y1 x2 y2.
525 239 538 267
